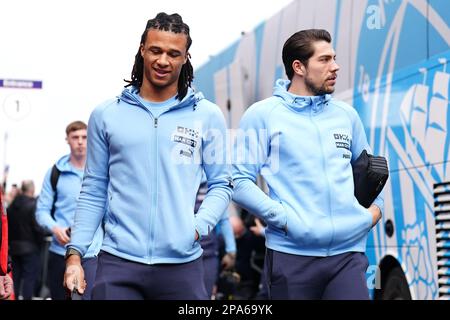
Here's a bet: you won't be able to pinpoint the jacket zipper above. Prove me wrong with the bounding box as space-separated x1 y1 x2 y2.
122 92 190 263
125 94 161 263
310 108 335 255
149 116 159 263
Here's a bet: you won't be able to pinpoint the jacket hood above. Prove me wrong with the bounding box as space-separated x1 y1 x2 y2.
118 86 204 111
273 79 331 112
55 154 74 172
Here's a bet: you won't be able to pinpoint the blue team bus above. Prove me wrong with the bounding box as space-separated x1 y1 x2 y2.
193 0 450 299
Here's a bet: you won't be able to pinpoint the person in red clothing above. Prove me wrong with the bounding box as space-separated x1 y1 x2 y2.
0 190 14 300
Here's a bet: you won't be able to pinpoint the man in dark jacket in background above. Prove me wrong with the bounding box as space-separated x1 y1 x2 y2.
7 180 45 300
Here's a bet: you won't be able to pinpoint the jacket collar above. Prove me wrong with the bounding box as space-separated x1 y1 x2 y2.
273 79 331 113
118 86 204 111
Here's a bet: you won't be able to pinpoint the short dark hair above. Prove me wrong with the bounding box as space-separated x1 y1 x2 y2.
124 12 194 101
282 29 332 80
20 180 34 194
66 121 87 136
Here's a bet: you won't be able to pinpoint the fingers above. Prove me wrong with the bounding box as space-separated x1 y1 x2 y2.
368 204 382 227
221 253 236 270
64 264 85 294
81 279 87 292
0 280 5 297
249 225 259 235
56 236 69 245
59 229 71 245
5 275 13 294
54 227 70 245
74 280 87 295
0 275 12 300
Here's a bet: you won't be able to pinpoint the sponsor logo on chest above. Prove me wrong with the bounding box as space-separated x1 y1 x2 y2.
173 126 200 158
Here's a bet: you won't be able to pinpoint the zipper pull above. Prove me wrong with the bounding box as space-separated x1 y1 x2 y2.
154 118 158 128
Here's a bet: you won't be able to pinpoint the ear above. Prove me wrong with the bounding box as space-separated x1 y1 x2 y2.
292 60 306 76
184 51 190 64
140 44 145 58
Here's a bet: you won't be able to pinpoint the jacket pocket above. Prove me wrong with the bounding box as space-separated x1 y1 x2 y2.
282 208 325 247
104 192 118 241
267 201 288 233
278 202 288 236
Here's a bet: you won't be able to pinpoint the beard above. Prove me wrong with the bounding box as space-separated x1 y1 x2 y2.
304 75 335 96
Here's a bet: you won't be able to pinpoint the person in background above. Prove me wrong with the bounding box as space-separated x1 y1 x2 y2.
4 184 20 208
232 29 383 300
195 181 236 299
7 180 45 299
0 189 13 300
36 121 103 300
224 213 265 299
64 12 232 300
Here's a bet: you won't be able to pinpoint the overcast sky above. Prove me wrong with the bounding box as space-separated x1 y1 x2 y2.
0 0 292 193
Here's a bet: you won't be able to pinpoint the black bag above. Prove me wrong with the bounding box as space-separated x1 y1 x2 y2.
352 149 389 208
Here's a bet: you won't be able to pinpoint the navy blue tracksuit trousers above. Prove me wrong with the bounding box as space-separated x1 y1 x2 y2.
92 251 208 300
264 248 370 300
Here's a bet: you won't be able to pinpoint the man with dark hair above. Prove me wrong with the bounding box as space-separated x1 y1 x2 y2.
232 29 383 299
36 121 103 300
64 12 232 300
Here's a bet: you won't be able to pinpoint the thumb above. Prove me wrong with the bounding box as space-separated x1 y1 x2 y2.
76 280 87 295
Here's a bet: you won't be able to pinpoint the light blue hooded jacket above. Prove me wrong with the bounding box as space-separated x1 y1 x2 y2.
69 86 233 264
36 154 103 257
232 79 383 257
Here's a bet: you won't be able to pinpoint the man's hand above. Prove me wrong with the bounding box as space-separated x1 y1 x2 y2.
0 274 13 300
250 218 265 237
52 226 70 245
368 204 382 227
64 255 86 295
221 252 236 270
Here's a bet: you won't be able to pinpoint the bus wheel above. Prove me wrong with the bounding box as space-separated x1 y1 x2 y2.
381 266 411 300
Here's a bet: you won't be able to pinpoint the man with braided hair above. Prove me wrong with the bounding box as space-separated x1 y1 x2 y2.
64 12 232 300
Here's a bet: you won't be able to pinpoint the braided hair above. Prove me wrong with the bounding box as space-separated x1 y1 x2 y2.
124 12 194 100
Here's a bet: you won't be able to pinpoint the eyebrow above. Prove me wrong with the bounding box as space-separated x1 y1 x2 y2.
318 53 335 58
148 45 182 55
317 54 336 60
